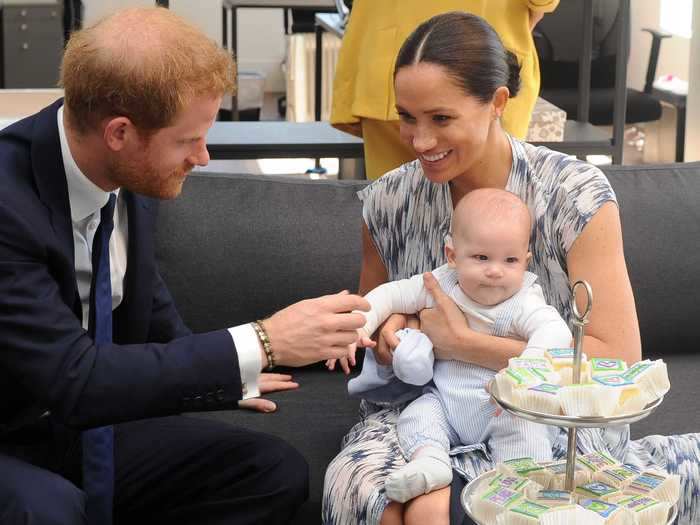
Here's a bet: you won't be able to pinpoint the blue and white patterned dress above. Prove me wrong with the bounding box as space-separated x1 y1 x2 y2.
322 136 700 525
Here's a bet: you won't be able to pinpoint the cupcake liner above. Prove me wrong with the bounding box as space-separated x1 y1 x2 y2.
622 360 670 400
544 460 591 490
616 495 671 525
512 383 562 415
559 384 621 417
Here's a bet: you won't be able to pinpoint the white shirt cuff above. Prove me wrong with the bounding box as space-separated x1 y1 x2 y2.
228 324 262 399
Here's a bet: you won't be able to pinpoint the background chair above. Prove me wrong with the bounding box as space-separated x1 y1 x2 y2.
533 1 666 142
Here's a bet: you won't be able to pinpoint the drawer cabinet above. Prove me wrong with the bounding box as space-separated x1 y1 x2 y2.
1 4 63 88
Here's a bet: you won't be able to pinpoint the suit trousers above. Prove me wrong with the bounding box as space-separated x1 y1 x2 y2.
0 414 309 525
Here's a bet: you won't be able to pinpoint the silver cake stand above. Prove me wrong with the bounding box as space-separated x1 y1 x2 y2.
461 281 679 524
461 470 678 524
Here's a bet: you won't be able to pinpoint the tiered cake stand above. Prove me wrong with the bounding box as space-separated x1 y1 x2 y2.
460 281 678 524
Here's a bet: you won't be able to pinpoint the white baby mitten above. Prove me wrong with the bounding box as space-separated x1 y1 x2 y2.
393 328 434 385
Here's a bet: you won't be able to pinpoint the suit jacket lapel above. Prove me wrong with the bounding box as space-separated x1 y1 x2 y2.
30 99 81 316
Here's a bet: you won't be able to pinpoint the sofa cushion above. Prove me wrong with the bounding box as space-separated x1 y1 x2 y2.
603 162 700 357
155 172 368 333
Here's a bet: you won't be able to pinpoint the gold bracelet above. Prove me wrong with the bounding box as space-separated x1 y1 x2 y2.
252 320 275 370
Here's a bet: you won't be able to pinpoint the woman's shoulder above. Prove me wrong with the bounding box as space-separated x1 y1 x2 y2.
513 138 615 200
357 159 433 205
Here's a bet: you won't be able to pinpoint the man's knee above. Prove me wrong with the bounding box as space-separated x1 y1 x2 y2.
263 435 309 503
0 469 85 525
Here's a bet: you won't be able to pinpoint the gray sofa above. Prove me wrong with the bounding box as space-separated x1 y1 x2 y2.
155 162 700 524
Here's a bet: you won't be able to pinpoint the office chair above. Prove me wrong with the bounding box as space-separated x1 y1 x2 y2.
534 0 664 127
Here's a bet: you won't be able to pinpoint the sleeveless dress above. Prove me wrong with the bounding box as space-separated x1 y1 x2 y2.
322 136 700 525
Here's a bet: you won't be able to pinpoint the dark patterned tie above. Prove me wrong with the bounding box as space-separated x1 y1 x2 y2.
83 193 117 525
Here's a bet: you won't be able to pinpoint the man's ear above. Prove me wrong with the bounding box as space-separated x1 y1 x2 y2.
103 116 133 152
445 242 457 268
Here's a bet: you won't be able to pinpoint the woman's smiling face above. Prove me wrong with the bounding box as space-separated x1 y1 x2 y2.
394 62 496 184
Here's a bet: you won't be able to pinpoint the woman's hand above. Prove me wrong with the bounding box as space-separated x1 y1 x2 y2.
528 8 545 31
237 373 299 413
374 313 420 365
419 272 472 361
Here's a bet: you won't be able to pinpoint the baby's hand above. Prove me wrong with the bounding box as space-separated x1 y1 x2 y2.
325 329 376 375
356 327 376 350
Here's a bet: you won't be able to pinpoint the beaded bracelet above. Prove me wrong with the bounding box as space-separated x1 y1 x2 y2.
252 320 275 370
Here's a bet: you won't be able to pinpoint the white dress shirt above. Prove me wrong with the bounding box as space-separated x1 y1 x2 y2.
57 106 261 399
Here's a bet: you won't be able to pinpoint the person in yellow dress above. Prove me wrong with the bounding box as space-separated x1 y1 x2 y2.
330 0 559 180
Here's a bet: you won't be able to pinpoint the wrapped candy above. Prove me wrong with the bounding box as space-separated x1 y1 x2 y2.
578 451 619 476
578 498 635 525
625 470 681 504
487 473 543 499
593 464 641 490
497 458 553 488
496 501 586 525
589 358 628 378
574 481 622 503
508 357 556 373
495 368 555 403
532 489 575 507
471 485 523 523
545 348 590 385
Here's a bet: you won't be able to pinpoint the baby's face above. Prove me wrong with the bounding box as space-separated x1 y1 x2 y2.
447 220 530 306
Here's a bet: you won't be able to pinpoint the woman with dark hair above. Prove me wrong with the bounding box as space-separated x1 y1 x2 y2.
323 11 699 525
330 0 557 180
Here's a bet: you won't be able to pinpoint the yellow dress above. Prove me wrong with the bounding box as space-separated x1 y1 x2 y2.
330 0 559 179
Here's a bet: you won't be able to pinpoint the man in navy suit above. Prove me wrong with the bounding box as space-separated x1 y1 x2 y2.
0 7 368 525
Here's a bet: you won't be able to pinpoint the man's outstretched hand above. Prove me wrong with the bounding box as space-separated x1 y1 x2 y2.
262 290 370 368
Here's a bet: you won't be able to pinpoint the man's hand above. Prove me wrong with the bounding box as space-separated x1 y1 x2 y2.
262 291 370 368
238 373 299 412
419 272 471 361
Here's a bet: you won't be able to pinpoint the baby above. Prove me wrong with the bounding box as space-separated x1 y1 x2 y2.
348 188 572 503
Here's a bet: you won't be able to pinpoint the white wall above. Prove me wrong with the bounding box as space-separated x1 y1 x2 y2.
628 0 691 91
686 0 700 160
82 0 286 92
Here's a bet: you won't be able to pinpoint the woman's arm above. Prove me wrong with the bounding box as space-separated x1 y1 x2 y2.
359 223 419 364
566 201 642 364
419 273 526 371
359 222 388 294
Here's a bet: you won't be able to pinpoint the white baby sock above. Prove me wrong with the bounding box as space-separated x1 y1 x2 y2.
384 446 453 503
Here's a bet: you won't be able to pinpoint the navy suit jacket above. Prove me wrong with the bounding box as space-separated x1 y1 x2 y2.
0 101 243 435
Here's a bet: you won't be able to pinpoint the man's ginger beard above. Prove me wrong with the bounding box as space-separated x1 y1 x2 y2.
107 145 194 200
